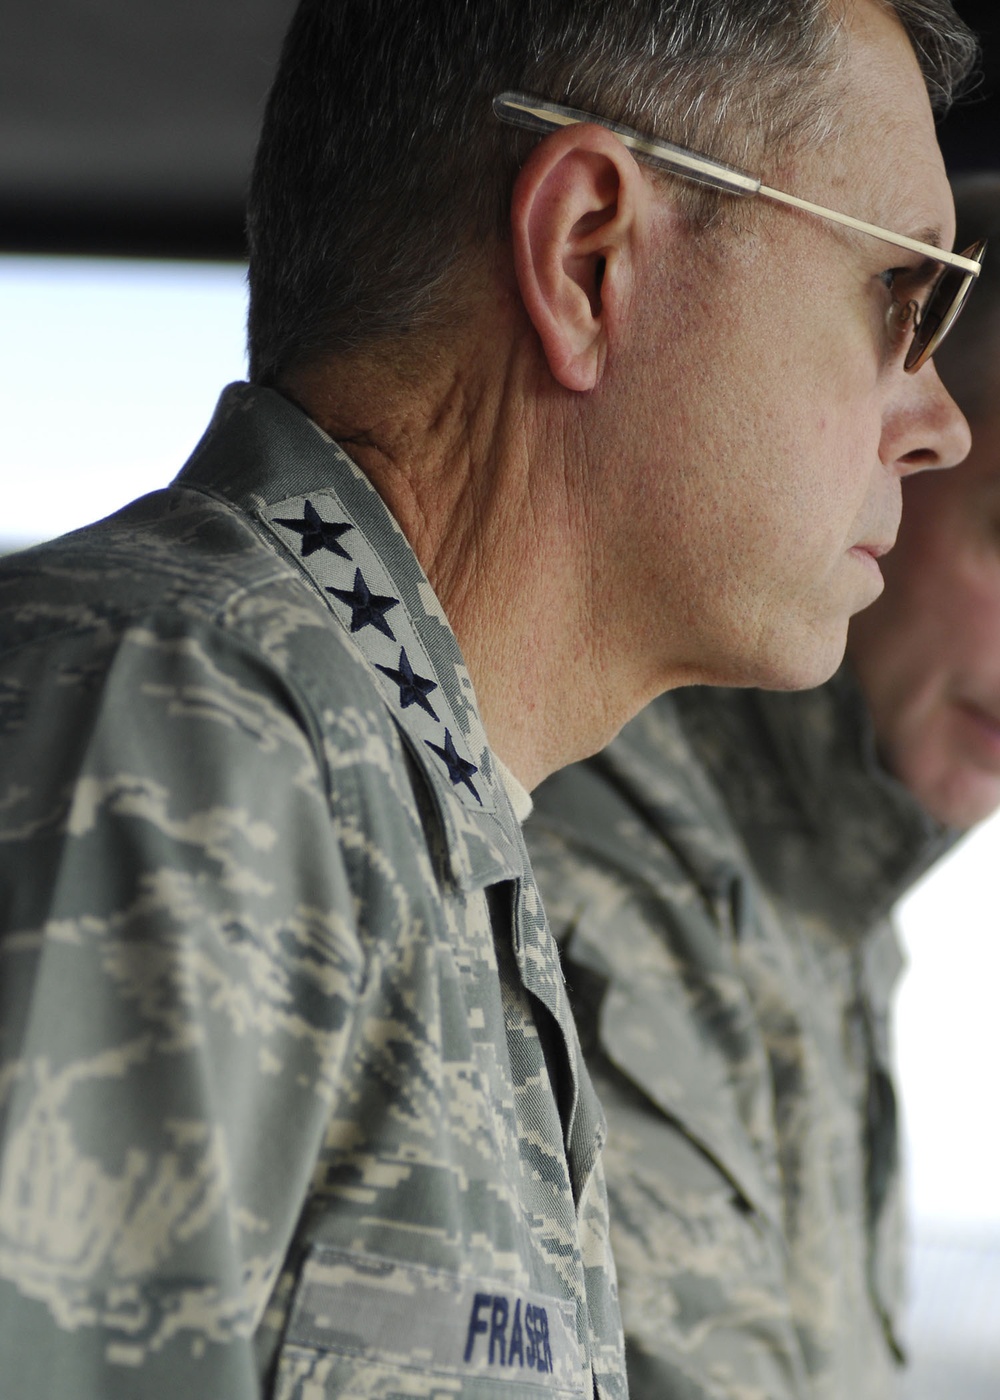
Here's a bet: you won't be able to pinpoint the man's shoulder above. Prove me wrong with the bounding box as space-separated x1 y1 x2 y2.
0 485 389 712
0 487 422 852
527 692 746 914
1 483 297 646
0 483 525 904
525 694 753 1075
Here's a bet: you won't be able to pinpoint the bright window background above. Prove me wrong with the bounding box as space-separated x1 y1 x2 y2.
896 816 1000 1233
895 818 1000 1400
2 256 998 1394
0 255 247 548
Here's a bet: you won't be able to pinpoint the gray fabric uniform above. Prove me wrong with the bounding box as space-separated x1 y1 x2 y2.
526 675 950 1400
0 383 626 1400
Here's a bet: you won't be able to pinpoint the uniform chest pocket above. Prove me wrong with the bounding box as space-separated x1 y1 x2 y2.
273 1247 590 1398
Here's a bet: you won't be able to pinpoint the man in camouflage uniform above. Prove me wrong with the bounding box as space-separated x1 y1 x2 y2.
526 173 1000 1400
0 0 976 1395
0 384 621 1396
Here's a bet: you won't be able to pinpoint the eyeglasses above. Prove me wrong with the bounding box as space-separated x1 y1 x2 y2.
494 91 986 374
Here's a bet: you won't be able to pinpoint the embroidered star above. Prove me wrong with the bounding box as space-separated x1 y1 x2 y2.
273 499 353 558
327 568 399 639
376 648 440 720
426 728 481 804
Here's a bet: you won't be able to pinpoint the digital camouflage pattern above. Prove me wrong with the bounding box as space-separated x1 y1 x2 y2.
0 383 626 1399
526 674 952 1400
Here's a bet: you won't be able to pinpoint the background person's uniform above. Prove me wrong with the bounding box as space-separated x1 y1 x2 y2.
526 675 950 1400
0 383 626 1400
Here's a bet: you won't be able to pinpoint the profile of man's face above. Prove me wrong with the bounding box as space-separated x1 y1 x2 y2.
593 0 968 698
848 406 1000 829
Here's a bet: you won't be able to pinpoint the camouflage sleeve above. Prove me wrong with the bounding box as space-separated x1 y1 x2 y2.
0 616 364 1396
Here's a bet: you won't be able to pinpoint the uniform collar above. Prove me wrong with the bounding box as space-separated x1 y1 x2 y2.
175 381 527 890
674 667 955 935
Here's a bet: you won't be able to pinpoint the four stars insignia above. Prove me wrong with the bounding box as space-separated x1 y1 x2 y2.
276 498 481 803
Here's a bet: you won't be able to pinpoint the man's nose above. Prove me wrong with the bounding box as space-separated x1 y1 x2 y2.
882 359 972 477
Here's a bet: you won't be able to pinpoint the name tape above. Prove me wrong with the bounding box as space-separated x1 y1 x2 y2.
284 1246 587 1392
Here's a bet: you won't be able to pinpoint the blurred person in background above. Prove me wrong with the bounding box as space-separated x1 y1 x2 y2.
850 172 1000 834
526 169 1000 1400
0 2 976 1397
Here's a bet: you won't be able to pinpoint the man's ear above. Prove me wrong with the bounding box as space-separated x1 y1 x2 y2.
511 124 647 392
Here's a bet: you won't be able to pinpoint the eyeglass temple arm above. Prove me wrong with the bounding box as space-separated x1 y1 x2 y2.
757 186 981 273
493 92 982 277
494 92 760 195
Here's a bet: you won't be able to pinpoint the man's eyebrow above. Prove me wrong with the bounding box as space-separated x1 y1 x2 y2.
913 226 944 252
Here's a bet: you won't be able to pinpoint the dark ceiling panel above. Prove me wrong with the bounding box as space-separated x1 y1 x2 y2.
1 0 998 261
2 1 287 201
941 1 1000 171
1 0 296 258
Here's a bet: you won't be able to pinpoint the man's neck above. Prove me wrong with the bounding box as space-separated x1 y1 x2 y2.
284 322 673 789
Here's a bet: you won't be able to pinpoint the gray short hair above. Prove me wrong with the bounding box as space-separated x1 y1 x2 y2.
246 0 977 385
937 172 1000 422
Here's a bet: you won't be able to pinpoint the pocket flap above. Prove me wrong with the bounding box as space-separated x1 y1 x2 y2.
565 910 781 1233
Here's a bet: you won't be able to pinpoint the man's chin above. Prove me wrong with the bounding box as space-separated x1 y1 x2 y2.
738 623 850 695
906 750 1000 831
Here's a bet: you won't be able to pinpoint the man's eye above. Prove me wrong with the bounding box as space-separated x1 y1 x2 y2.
880 258 940 300
879 267 906 292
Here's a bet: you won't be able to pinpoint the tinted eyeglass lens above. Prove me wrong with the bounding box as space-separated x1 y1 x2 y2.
905 265 966 371
904 241 986 373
